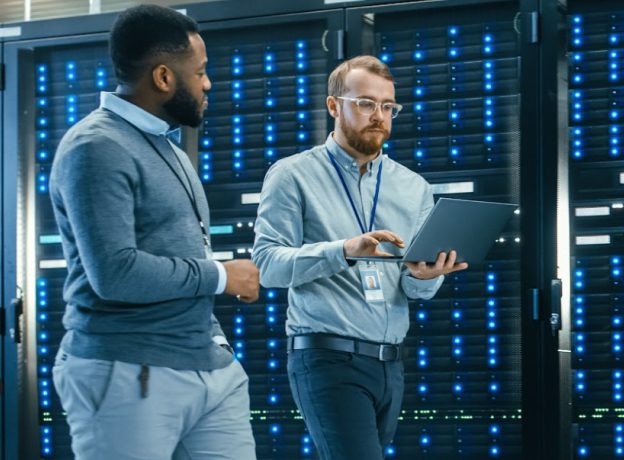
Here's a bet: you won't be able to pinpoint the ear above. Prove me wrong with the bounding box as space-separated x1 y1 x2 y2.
151 64 176 94
327 95 340 119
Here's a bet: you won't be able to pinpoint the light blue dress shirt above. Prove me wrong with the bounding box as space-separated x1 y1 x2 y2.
253 134 443 344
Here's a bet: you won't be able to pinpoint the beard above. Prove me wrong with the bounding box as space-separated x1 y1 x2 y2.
340 116 390 156
163 80 205 128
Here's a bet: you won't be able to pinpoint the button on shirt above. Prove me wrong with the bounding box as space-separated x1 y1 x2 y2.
252 134 443 344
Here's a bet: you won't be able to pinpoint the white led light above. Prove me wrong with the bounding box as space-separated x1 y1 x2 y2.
431 181 474 195
241 193 261 204
213 251 234 261
575 206 610 217
39 259 67 269
576 235 611 245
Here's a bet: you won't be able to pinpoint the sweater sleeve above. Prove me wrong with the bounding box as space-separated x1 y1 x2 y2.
50 135 220 304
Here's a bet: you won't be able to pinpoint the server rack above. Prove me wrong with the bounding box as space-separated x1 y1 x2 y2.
2 5 343 459
0 0 579 459
347 1 533 458
567 2 624 459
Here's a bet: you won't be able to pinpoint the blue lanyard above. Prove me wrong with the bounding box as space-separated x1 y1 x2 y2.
326 148 383 234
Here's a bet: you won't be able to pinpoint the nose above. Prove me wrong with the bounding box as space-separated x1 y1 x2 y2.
370 102 384 121
203 75 212 92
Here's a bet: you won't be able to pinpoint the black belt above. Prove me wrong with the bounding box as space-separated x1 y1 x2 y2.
287 334 403 362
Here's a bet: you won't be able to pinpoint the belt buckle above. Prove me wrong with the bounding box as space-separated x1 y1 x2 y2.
378 344 398 361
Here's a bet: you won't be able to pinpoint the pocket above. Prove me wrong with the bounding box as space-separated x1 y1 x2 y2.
53 354 117 416
301 349 353 374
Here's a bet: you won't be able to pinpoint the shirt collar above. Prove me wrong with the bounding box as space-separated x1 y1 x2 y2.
324 133 384 175
99 92 171 136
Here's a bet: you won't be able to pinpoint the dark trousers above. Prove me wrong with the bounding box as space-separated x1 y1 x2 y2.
287 348 404 460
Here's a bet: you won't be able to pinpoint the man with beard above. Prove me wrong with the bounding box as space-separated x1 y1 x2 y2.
49 5 259 459
253 56 467 460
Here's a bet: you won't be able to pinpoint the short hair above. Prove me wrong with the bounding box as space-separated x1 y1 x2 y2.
109 4 199 84
327 55 394 97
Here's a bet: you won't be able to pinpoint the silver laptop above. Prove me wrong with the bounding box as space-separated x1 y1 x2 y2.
347 197 518 264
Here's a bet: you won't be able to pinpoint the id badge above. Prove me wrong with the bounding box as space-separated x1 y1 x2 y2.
358 262 385 302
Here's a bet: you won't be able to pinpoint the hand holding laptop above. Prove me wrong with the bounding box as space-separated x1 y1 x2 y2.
404 250 468 280
343 230 405 258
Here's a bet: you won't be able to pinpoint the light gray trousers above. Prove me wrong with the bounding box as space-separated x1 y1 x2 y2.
53 350 256 460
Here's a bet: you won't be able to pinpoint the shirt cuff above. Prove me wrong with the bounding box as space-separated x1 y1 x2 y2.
214 260 227 294
212 335 229 346
324 239 350 271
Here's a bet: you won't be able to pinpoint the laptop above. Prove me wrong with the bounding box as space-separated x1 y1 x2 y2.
347 197 518 264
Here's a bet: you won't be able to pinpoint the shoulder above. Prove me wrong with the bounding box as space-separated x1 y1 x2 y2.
383 155 429 188
265 145 326 181
52 110 140 180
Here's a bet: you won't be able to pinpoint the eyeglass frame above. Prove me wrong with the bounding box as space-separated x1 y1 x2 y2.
336 96 403 119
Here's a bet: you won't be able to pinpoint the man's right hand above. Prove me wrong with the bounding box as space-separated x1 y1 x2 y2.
223 260 260 303
343 230 405 258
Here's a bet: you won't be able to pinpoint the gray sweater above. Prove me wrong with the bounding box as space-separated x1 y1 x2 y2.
50 106 232 371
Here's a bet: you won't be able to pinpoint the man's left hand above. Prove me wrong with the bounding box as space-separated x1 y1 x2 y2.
404 250 468 280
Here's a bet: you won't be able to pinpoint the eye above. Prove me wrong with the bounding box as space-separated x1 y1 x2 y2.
382 103 395 112
358 99 376 111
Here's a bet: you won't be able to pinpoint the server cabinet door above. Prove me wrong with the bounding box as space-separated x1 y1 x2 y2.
346 1 524 458
567 3 624 459
3 8 342 460
196 12 343 460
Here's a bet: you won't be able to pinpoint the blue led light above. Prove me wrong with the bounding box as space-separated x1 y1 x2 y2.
420 435 430 446
419 384 428 394
490 446 500 456
414 51 424 61
270 424 280 434
268 393 278 404
490 425 500 435
386 446 396 456
453 383 463 393
449 27 458 35
449 48 459 58
268 340 277 349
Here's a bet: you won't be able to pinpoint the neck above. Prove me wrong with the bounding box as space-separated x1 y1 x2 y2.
115 85 174 126
332 132 379 175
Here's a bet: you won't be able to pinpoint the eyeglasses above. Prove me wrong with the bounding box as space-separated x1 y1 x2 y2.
337 96 403 119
